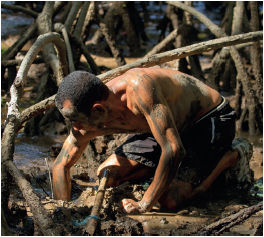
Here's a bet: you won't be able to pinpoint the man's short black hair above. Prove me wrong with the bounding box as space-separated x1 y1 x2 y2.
56 71 109 117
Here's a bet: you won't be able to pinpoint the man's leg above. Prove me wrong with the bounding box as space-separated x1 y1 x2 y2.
97 154 155 187
157 149 239 210
158 136 254 211
188 149 239 199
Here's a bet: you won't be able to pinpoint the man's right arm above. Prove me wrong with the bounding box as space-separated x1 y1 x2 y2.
52 128 92 201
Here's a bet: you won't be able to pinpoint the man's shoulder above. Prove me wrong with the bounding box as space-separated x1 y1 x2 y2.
123 68 157 89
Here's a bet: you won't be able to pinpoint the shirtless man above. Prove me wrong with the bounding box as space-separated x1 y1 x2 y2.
53 68 253 213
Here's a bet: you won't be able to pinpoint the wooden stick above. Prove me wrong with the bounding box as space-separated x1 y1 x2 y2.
85 168 110 235
31 173 51 198
199 201 263 236
45 157 54 199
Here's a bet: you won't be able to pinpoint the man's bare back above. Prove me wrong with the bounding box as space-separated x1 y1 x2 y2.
86 68 222 135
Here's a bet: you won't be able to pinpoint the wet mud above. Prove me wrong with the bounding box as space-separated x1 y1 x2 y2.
6 169 264 235
5 132 263 236
2 3 263 235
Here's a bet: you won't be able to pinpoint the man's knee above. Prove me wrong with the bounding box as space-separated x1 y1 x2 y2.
97 154 123 187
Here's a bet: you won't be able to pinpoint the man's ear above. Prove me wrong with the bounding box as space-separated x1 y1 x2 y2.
93 104 106 114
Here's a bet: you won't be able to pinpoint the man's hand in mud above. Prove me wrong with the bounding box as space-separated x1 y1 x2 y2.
188 185 207 200
121 199 146 214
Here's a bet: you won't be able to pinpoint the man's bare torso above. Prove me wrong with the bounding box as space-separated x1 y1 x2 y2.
102 68 222 135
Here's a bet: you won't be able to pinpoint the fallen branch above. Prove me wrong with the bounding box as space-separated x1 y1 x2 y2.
199 201 263 236
98 31 263 83
18 95 56 132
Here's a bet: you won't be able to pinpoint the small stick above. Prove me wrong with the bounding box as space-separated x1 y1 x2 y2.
85 168 110 235
45 157 54 199
31 173 51 198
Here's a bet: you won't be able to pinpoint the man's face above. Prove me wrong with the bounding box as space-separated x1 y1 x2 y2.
59 99 107 131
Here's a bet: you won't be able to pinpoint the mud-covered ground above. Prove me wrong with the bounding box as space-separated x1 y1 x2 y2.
2 4 263 236
5 130 263 236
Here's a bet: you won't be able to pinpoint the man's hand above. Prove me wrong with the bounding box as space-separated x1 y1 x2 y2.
188 185 207 200
121 199 147 214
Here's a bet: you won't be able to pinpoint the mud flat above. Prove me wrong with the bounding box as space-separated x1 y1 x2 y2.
5 135 263 235
2 3 262 235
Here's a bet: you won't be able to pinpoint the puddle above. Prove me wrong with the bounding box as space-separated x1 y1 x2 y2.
1 1 34 38
128 212 210 234
13 133 66 169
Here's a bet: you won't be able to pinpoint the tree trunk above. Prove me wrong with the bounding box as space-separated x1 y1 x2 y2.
112 1 141 56
127 2 149 42
234 80 243 119
97 3 126 67
249 1 263 132
24 72 49 136
81 1 98 41
157 14 170 43
206 48 230 91
1 166 11 224
220 2 235 36
166 4 188 73
25 2 68 136
223 1 244 91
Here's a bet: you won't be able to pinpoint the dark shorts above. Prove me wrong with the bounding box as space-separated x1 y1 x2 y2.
114 98 237 185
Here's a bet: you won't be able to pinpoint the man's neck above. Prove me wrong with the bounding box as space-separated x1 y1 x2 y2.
106 88 128 121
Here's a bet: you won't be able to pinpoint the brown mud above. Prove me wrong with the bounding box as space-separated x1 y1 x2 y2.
2 4 263 236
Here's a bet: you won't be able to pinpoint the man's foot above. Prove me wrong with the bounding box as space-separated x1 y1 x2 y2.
226 137 254 185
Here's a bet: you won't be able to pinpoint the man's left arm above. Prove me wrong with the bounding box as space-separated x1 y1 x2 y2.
122 80 186 213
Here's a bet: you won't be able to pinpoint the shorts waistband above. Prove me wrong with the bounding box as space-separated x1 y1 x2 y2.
195 96 227 124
